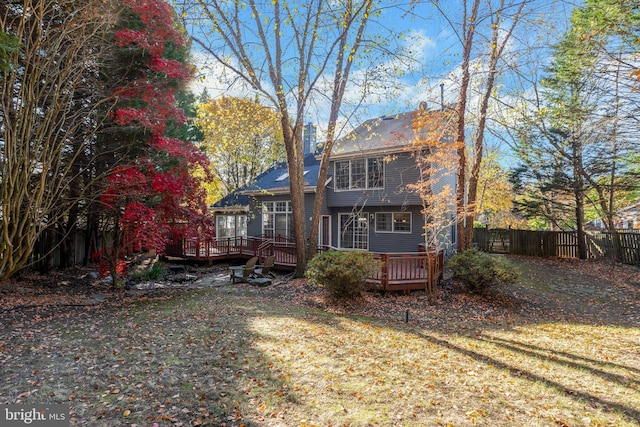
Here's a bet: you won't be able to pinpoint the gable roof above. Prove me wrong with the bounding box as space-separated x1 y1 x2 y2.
331 112 415 159
330 108 454 160
211 107 453 204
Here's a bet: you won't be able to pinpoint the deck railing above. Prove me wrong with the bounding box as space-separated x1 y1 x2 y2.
168 236 265 261
369 250 444 292
166 237 445 291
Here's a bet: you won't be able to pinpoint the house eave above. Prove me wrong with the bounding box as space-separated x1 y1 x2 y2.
210 205 250 213
328 145 412 161
242 186 317 196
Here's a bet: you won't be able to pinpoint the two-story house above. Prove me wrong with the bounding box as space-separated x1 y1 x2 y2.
211 107 457 253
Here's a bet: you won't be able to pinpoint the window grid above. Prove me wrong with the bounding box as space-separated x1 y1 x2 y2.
368 157 384 189
339 213 368 250
393 212 411 232
335 161 350 190
334 157 384 191
351 159 366 189
375 212 411 234
375 213 392 232
262 201 294 238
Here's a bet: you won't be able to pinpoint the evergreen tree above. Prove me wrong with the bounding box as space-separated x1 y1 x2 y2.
511 0 640 259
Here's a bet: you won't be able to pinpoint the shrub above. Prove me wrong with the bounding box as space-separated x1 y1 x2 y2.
131 262 164 281
306 250 381 300
447 248 519 294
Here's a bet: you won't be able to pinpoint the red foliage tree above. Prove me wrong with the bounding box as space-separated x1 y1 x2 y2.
98 0 211 284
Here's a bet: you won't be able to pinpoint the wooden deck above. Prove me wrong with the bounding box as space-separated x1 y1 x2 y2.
165 236 297 269
165 236 444 292
369 251 444 293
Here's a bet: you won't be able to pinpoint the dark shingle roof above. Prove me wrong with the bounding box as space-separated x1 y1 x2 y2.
331 112 416 159
241 153 321 195
211 191 250 209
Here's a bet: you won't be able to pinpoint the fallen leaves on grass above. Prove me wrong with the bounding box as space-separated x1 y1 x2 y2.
1 257 639 426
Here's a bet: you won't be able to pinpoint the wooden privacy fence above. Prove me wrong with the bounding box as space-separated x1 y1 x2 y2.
473 228 640 265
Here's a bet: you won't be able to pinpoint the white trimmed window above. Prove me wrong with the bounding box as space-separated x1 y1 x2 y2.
338 213 369 250
334 157 384 191
216 215 247 238
262 201 294 238
375 212 411 233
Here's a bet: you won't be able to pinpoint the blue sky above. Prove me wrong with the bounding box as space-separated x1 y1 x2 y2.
184 1 574 157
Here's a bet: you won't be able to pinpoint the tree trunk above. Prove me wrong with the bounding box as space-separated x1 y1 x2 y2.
462 0 525 249
573 138 588 260
282 120 307 277
308 0 374 261
454 0 480 252
575 193 588 260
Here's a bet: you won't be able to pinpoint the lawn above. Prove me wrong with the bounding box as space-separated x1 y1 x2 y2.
1 256 639 426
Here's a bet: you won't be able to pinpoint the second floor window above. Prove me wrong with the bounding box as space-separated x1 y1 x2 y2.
334 157 384 191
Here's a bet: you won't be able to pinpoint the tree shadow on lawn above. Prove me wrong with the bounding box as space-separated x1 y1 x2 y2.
242 296 640 426
2 259 640 427
412 329 640 424
0 289 315 426
220 277 640 426
240 256 640 426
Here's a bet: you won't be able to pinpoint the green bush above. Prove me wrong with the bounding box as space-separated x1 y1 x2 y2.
448 248 519 294
306 250 381 300
131 262 164 281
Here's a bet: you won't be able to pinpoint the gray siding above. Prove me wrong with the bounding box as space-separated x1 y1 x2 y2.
329 205 426 253
326 152 423 208
243 150 456 252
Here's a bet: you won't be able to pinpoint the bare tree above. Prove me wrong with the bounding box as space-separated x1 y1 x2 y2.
431 0 528 250
178 0 383 275
0 0 117 280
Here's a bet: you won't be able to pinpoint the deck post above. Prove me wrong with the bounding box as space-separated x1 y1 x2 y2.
381 253 389 291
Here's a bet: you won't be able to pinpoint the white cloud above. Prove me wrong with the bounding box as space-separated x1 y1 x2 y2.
189 51 262 100
403 29 436 63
